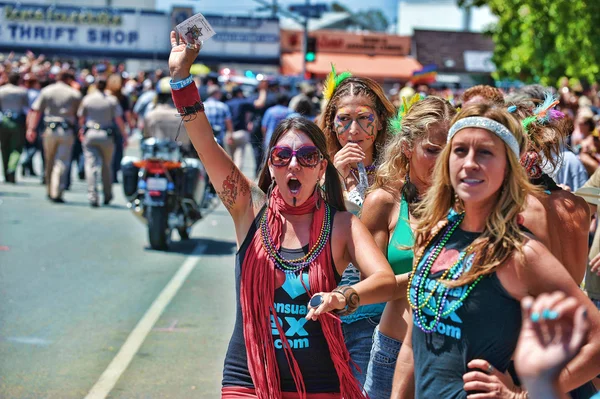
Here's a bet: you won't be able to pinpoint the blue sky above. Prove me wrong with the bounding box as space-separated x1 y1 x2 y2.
155 0 399 21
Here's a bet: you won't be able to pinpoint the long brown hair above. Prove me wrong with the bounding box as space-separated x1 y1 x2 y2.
319 76 396 162
414 103 541 287
505 93 572 171
257 116 346 211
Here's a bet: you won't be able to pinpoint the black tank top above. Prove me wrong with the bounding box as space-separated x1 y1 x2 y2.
411 227 522 399
222 205 342 393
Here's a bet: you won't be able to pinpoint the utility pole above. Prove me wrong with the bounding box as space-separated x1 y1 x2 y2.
302 0 310 77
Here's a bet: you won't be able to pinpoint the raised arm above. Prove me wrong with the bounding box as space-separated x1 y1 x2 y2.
168 32 264 237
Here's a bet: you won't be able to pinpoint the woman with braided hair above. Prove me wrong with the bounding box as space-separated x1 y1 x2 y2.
360 96 456 399
167 33 397 398
317 69 396 385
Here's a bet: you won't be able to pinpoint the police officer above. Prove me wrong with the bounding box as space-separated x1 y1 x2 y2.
27 71 81 203
0 72 29 183
78 77 127 207
143 77 194 157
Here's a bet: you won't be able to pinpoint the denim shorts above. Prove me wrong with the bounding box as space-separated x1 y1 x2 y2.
341 316 380 387
364 326 402 399
592 298 600 311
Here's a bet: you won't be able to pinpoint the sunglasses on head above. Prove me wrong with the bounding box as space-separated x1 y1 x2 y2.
269 145 322 168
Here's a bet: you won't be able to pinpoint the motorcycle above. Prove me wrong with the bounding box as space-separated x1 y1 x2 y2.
121 137 207 250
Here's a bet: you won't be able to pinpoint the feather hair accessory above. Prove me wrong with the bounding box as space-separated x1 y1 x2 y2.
389 94 422 135
322 64 352 101
522 91 564 133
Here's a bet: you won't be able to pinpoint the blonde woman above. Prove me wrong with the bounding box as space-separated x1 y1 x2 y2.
360 96 456 399
391 103 600 399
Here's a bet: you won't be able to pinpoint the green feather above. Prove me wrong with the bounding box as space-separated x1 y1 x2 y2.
522 115 537 133
334 71 352 87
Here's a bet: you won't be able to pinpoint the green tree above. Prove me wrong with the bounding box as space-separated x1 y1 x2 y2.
459 0 600 85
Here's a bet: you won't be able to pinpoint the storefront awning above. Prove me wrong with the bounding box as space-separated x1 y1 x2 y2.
281 52 422 80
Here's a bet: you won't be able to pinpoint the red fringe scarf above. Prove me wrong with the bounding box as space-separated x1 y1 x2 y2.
240 186 365 399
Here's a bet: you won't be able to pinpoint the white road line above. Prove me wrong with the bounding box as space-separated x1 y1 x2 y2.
84 243 207 399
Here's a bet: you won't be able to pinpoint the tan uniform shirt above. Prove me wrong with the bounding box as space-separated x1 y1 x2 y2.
143 104 192 155
32 81 81 125
78 90 123 128
0 83 28 114
584 168 600 299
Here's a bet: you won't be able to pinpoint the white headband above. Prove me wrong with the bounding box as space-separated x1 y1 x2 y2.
447 116 520 158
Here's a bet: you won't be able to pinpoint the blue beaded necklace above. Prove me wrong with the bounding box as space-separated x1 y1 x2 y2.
408 214 484 334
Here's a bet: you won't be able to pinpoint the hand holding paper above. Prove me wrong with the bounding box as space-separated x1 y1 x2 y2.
169 13 216 81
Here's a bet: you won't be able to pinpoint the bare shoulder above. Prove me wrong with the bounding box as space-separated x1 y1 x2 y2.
333 209 354 230
364 187 398 208
362 188 399 224
548 190 591 223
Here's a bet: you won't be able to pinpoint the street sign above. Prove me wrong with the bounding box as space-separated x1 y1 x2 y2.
289 3 328 18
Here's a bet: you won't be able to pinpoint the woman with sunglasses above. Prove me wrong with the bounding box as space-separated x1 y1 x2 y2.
360 96 456 399
168 34 397 399
318 71 396 384
390 103 600 399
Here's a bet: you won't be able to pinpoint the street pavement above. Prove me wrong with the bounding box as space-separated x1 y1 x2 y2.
0 143 255 398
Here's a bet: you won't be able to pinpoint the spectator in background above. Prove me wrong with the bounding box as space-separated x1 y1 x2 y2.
262 93 293 150
0 71 28 183
132 79 156 129
106 73 131 183
21 73 43 178
461 84 505 106
290 97 315 121
203 85 233 148
572 111 596 148
225 86 253 169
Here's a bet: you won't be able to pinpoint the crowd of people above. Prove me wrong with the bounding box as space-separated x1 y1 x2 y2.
3 39 600 398
162 33 600 399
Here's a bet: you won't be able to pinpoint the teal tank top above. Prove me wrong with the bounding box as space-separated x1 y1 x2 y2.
387 195 414 274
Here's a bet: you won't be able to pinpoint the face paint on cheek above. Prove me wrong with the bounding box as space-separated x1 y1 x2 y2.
358 113 377 141
334 115 352 137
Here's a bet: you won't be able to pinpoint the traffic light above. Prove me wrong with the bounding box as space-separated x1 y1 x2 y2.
305 37 317 63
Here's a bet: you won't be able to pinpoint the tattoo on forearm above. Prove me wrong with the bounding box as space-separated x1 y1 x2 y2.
217 165 250 211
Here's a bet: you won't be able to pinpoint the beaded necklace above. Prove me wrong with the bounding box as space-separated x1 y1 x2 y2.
260 204 332 274
350 164 376 176
407 214 484 334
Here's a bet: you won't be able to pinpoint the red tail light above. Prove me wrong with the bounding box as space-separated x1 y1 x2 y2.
145 160 165 175
133 160 181 173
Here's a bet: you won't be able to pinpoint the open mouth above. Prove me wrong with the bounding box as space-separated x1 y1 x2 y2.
287 177 302 195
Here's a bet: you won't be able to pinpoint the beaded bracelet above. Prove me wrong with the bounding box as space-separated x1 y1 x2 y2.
332 286 360 316
170 75 193 90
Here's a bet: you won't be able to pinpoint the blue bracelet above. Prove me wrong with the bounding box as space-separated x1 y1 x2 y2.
170 75 193 90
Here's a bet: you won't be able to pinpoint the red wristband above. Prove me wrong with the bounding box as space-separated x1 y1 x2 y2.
172 82 201 111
